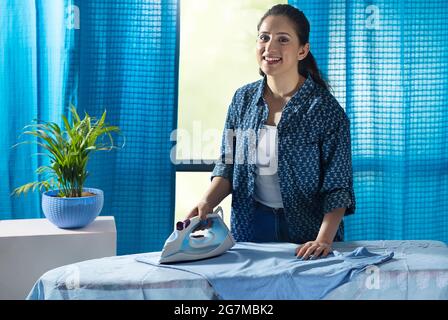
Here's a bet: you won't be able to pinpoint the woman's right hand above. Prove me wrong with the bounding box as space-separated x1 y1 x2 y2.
186 200 214 221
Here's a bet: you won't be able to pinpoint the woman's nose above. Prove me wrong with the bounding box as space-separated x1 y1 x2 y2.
265 39 277 52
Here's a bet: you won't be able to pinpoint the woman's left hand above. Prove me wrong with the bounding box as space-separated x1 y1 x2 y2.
295 240 333 260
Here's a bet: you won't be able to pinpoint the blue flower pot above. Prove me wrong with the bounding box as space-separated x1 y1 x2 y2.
42 188 104 229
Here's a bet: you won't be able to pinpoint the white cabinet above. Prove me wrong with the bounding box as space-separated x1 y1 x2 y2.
0 216 116 299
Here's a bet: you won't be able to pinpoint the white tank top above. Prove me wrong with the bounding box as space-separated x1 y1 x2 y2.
253 124 284 208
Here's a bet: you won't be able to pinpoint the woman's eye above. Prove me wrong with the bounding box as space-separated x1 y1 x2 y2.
259 34 269 41
279 38 289 43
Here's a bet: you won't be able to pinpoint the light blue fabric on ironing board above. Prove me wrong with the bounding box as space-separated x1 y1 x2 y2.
136 242 394 300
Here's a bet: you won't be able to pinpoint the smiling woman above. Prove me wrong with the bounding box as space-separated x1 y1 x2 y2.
186 4 356 260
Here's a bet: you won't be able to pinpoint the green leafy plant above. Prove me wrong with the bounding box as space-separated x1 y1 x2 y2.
12 105 121 198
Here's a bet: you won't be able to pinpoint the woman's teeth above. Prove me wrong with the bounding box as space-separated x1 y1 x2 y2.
264 57 282 64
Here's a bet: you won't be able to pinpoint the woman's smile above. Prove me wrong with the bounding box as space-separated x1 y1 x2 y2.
263 56 282 65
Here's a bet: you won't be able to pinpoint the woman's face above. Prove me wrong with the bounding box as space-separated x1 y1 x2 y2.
256 15 308 77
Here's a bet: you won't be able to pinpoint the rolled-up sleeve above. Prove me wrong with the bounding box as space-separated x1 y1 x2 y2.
320 113 356 216
211 92 237 184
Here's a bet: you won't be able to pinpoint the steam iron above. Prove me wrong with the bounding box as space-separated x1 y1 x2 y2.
159 206 235 264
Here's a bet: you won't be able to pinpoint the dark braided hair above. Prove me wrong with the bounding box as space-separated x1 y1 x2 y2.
257 4 329 90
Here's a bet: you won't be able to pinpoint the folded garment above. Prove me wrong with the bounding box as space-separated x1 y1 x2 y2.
136 242 394 300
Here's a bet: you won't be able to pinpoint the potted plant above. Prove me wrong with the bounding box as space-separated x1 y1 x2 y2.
12 106 121 229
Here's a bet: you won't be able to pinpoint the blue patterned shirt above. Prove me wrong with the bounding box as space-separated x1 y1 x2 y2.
212 74 356 244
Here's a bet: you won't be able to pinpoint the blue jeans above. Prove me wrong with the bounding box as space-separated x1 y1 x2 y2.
253 201 290 242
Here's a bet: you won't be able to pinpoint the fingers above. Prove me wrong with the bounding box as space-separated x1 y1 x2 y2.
186 202 210 220
296 242 332 260
312 246 325 259
322 246 332 257
296 242 312 258
186 207 199 220
197 207 209 221
187 204 213 231
185 202 216 232
302 244 319 260
197 210 214 231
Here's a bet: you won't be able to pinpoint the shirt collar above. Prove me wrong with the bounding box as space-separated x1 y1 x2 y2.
255 73 316 106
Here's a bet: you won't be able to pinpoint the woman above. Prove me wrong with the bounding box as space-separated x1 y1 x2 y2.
187 4 356 260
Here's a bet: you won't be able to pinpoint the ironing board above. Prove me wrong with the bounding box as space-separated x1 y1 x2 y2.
27 240 448 300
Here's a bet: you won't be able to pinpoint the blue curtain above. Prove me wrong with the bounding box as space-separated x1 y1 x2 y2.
290 0 448 243
0 0 178 254
0 0 69 219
